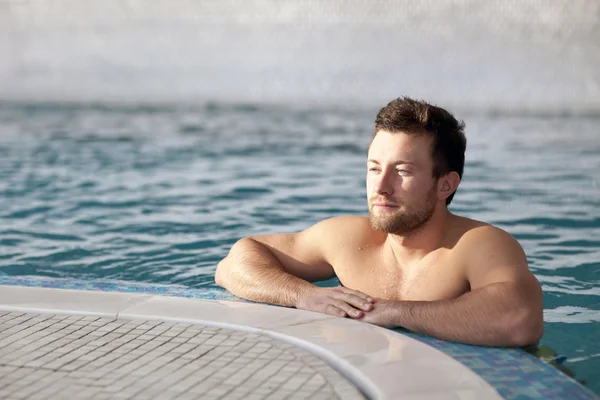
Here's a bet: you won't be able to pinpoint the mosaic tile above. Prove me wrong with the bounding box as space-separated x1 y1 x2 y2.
0 311 364 400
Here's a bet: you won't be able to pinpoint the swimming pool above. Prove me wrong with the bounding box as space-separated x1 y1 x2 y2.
0 103 599 394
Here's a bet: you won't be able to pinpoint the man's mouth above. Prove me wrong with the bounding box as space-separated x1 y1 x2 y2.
372 203 398 208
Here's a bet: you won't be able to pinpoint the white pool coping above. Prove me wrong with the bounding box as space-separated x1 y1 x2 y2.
0 285 503 399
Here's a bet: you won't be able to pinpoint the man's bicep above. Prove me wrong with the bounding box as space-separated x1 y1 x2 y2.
465 226 544 335
250 220 336 282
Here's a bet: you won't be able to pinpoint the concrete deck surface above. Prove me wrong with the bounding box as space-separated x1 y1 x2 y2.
0 311 363 399
0 285 502 400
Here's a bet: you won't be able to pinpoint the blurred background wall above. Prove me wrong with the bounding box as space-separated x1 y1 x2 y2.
1 0 599 112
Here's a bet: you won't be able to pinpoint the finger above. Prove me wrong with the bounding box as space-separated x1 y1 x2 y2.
338 287 374 303
325 304 348 318
347 310 365 319
335 292 373 312
332 300 364 318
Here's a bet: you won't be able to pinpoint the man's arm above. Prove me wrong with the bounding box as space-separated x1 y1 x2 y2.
360 226 544 346
215 217 374 315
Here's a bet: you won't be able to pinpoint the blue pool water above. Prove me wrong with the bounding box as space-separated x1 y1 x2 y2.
0 103 599 393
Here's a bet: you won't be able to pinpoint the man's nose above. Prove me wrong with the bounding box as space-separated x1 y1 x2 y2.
374 170 395 196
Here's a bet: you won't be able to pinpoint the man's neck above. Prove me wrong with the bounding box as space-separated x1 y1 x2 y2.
386 208 452 265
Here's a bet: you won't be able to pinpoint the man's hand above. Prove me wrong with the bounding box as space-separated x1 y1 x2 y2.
353 298 397 328
295 286 375 318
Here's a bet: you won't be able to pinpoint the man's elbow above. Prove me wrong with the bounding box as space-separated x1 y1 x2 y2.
509 309 544 347
215 255 239 289
214 238 254 288
507 279 544 347
214 259 227 288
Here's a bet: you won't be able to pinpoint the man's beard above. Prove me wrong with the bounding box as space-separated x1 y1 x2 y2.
369 185 437 235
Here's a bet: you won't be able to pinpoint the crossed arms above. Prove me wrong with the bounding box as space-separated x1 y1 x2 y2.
215 218 544 347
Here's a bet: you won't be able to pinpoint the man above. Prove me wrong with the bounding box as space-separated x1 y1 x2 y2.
215 97 544 347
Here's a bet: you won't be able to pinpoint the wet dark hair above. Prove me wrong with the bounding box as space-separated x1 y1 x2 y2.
373 96 466 205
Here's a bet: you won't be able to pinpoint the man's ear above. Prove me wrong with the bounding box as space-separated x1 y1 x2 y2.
438 172 461 201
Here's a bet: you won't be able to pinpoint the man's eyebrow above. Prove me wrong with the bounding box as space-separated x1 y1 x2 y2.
367 159 416 165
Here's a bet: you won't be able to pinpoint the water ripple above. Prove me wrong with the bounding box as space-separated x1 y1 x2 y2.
0 104 599 392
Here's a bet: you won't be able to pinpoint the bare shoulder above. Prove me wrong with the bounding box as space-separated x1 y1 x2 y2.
244 216 375 283
451 216 532 288
455 218 524 257
316 215 372 228
251 216 376 253
307 215 380 245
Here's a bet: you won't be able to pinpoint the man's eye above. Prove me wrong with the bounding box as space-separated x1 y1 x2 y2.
368 167 379 172
397 169 410 174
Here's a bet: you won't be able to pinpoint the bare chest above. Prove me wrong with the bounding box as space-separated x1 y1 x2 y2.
331 247 469 301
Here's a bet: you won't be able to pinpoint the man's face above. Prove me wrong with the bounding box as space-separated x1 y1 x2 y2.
366 130 439 235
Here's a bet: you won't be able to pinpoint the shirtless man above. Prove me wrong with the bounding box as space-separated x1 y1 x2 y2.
215 97 544 347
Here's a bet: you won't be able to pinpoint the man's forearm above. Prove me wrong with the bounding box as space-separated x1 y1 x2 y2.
215 238 315 307
390 283 543 346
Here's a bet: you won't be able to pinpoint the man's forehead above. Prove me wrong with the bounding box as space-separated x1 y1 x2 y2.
368 131 432 158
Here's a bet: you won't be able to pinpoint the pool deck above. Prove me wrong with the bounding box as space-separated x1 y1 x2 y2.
0 285 502 399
